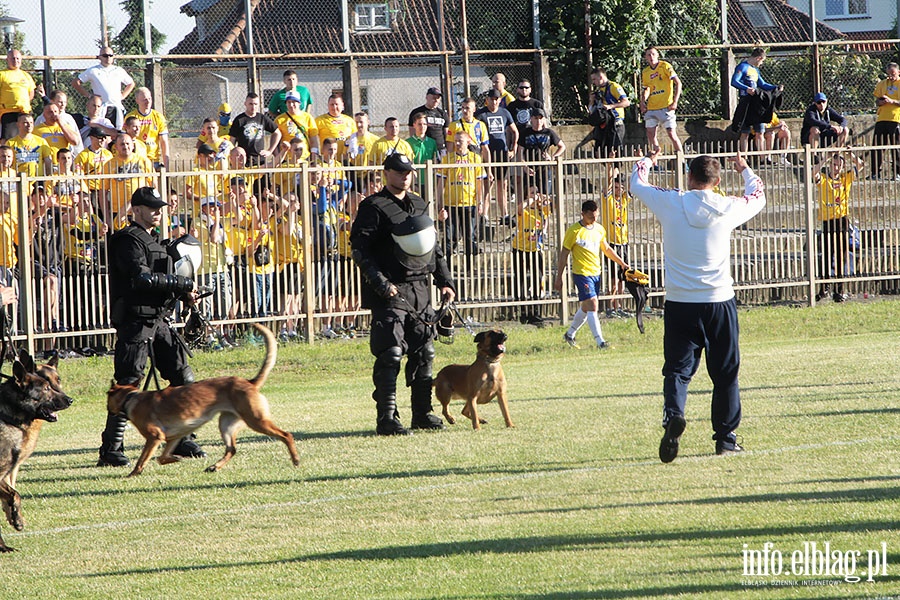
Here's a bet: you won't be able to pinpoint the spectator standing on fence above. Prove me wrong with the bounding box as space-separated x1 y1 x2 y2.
8 113 52 177
407 87 449 154
870 62 900 180
72 47 135 130
274 91 319 162
476 89 518 219
77 94 116 148
554 199 629 350
34 103 81 168
507 79 544 140
126 87 169 170
587 68 629 163
268 69 313 117
35 90 83 156
730 48 782 155
437 131 487 262
640 46 683 154
370 117 415 166
315 94 358 164
231 93 281 166
814 149 864 303
630 149 765 462
801 93 849 157
484 73 516 109
99 133 154 229
517 108 565 196
0 49 35 143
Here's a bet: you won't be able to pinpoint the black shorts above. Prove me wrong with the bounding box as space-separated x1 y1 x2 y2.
488 148 510 178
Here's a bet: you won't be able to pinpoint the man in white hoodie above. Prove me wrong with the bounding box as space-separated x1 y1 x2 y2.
630 150 765 463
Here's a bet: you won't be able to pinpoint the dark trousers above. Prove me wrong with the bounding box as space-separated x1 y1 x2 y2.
445 205 479 257
113 319 190 387
870 120 900 177
819 216 849 294
662 298 742 441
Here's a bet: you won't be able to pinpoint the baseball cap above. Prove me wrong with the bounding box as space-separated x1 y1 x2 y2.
486 89 503 99
383 153 415 172
285 90 301 103
530 108 547 119
88 126 109 138
200 196 222 207
426 87 442 97
218 102 231 114
131 186 166 208
197 143 216 156
814 92 827 102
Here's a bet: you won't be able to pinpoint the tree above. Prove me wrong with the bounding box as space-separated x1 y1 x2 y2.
112 0 166 58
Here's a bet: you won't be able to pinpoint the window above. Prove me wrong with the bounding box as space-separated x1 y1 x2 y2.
740 1 775 28
825 0 868 18
355 4 390 31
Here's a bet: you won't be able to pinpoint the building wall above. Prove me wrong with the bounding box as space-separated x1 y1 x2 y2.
787 0 897 35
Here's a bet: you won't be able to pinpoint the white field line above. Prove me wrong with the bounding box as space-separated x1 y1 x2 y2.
10 435 899 540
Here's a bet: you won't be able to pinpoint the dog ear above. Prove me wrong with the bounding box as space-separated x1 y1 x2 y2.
474 331 486 344
46 352 59 368
17 349 36 373
12 360 26 384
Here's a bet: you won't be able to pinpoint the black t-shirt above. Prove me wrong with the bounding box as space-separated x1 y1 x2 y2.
518 127 561 161
407 105 449 150
507 98 544 135
230 112 278 158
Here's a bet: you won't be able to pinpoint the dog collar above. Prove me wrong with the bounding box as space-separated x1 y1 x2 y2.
119 391 141 418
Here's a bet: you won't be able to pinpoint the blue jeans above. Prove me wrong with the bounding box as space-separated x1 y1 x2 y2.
253 273 272 318
662 298 741 441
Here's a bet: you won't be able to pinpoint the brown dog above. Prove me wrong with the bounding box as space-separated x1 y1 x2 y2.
107 323 299 477
434 329 513 430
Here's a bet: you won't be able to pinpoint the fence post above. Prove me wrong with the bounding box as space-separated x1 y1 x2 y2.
301 162 315 344
16 173 34 356
803 143 817 306
554 156 568 324
342 57 360 114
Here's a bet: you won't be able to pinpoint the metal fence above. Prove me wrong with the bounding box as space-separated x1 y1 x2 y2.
4 141 900 356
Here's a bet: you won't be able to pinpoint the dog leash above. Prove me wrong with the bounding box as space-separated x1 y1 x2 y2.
395 296 477 338
0 305 16 382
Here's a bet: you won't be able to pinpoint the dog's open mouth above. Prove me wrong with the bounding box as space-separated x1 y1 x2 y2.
37 407 58 422
493 343 506 355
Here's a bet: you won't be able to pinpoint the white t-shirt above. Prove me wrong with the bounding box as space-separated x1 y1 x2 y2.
77 64 134 107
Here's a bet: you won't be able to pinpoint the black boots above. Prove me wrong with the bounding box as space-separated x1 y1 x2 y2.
376 396 410 436
97 413 130 467
409 381 445 431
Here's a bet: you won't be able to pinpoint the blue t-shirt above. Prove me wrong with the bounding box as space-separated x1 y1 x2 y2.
475 107 515 152
731 61 776 96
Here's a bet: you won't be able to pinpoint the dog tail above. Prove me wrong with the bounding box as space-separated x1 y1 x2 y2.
249 323 277 389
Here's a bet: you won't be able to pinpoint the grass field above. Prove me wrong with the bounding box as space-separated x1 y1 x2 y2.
1 300 898 599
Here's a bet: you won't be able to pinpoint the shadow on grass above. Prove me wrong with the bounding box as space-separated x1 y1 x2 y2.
82 522 899 585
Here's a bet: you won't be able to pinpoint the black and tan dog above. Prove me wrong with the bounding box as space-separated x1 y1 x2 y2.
0 351 73 552
434 329 513 430
107 323 300 477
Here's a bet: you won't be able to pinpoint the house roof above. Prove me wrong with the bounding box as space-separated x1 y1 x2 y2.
727 0 843 44
171 0 456 58
843 30 896 53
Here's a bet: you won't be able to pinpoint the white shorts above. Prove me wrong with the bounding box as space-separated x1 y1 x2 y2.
644 108 677 130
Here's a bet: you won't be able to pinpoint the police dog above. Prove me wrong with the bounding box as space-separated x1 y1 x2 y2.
0 351 74 552
434 329 513 430
107 323 300 477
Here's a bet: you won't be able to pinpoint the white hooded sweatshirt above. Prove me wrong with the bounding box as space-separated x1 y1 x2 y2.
630 157 766 303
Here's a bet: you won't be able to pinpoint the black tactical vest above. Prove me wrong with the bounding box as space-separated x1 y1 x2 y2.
109 225 174 324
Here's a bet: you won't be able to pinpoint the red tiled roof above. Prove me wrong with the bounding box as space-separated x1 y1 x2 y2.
727 0 843 44
842 30 896 52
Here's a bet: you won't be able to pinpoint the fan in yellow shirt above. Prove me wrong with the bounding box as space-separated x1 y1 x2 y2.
314 94 358 162
275 90 319 162
8 113 53 177
639 46 683 154
98 133 154 227
368 117 414 166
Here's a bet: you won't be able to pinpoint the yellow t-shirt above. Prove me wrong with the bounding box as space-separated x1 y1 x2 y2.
447 119 490 148
368 137 414 167
0 68 35 116
273 156 306 198
314 113 357 161
818 168 855 221
351 131 381 167
275 111 318 160
52 176 88 208
75 147 113 190
272 216 304 267
62 212 103 265
642 60 677 111
439 151 486 207
601 192 629 245
187 167 226 211
33 122 71 162
100 154 154 218
125 109 168 162
511 205 550 252
874 77 900 123
562 221 607 277
8 134 52 177
0 212 18 268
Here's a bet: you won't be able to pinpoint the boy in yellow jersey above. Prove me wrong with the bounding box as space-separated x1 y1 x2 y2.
601 174 631 316
224 175 259 320
274 136 309 198
271 192 304 340
511 185 552 325
436 131 487 259
814 149 864 302
554 199 629 349
8 113 53 177
195 117 234 167
185 144 227 212
447 98 490 163
639 46 683 154
123 115 149 159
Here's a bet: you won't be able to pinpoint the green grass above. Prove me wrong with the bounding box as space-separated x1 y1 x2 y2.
1 301 898 599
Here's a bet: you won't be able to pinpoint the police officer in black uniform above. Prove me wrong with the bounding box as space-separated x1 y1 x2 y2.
350 153 456 435
97 186 206 466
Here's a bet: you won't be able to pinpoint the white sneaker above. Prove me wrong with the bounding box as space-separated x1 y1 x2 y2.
321 327 339 339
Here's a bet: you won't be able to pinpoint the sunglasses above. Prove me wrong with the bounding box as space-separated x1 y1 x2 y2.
100 53 114 58
518 86 530 89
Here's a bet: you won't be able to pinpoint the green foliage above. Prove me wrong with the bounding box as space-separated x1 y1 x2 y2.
112 0 167 60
